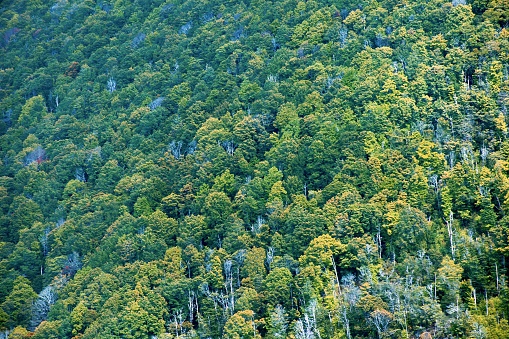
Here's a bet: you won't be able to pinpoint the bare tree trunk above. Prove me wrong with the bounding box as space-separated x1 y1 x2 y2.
446 211 455 258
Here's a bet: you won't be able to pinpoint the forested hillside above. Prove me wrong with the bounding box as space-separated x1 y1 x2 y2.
1 0 509 338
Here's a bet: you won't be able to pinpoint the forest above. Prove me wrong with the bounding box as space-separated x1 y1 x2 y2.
1 0 509 338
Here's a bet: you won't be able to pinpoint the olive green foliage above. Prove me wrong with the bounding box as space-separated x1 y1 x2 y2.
1 0 509 338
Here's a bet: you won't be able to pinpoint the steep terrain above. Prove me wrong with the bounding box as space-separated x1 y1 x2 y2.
1 0 509 338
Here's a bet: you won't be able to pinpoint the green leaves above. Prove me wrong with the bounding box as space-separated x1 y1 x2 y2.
18 96 47 129
2 0 509 338
1 276 37 329
223 310 261 339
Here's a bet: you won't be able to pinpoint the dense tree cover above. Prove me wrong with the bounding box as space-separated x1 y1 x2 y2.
1 0 509 338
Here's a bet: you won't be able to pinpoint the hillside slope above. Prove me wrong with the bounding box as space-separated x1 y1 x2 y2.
1 0 509 338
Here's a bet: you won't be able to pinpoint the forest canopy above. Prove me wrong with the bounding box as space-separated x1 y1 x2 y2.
1 0 509 338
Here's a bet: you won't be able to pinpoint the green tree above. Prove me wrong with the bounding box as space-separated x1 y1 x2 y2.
437 256 464 307
263 267 293 309
1 276 38 328
223 310 261 339
484 0 509 26
203 191 233 247
7 196 43 243
18 95 46 128
242 247 266 290
31 320 62 339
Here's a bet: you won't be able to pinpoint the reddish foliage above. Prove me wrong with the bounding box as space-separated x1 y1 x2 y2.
65 62 81 78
